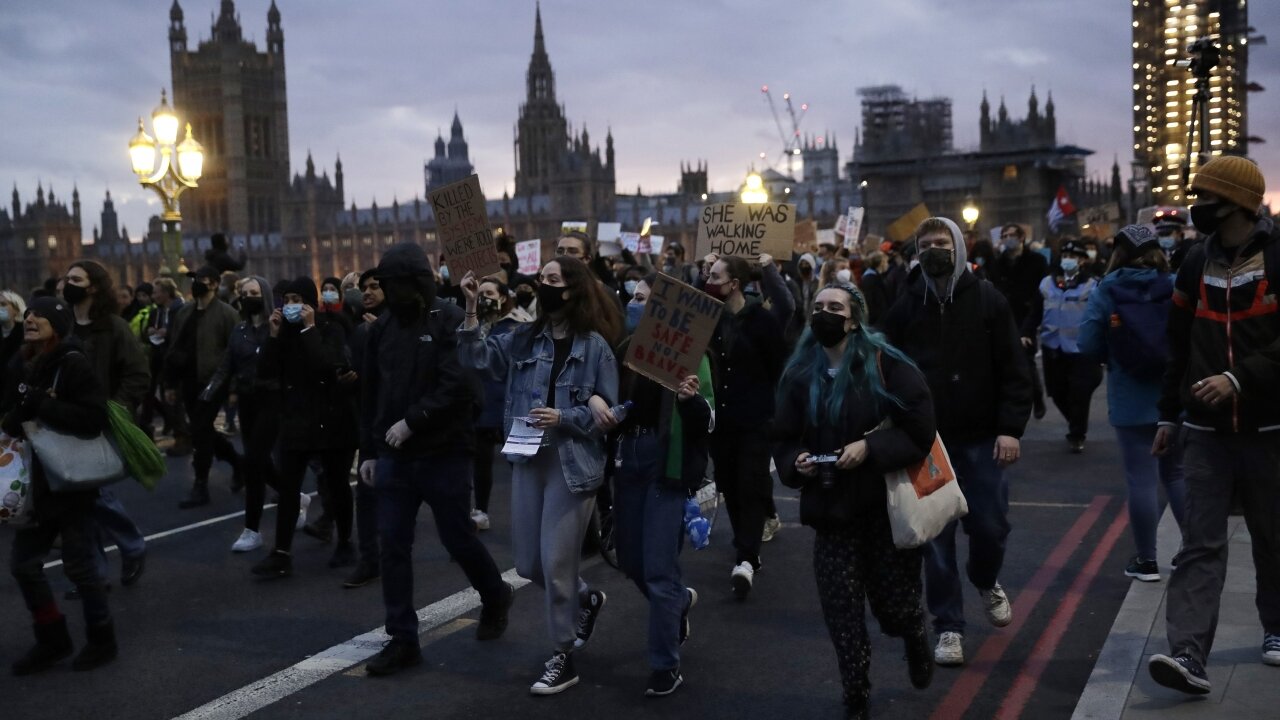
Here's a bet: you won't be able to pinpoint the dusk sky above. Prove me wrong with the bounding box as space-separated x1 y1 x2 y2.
3 0 1277 241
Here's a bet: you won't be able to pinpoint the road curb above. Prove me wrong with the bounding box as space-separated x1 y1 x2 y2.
1071 506 1179 720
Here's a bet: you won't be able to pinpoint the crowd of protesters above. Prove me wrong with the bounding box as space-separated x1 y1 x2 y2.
2 156 1277 718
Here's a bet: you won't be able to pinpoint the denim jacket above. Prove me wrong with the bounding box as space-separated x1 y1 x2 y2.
458 322 619 492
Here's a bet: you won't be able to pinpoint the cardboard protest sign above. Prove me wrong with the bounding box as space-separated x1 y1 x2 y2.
816 229 836 248
696 202 794 261
624 273 723 392
560 220 588 235
794 219 819 254
844 207 865 250
886 203 931 243
516 239 541 275
428 174 502 279
599 241 623 258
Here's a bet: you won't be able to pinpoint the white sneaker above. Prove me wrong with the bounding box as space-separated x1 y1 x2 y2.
979 582 1013 627
296 494 311 530
935 632 964 666
231 528 263 553
731 561 754 598
471 509 491 531
761 514 782 543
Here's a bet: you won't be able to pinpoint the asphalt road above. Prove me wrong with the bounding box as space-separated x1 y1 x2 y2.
0 387 1140 719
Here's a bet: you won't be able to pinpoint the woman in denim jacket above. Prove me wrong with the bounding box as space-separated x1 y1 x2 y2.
458 255 621 696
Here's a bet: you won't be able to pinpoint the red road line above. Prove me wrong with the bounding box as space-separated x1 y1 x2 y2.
928 494 1111 720
996 503 1130 719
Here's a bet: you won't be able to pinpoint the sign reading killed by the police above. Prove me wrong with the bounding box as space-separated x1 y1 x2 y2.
428 174 502 279
696 202 794 261
625 273 723 392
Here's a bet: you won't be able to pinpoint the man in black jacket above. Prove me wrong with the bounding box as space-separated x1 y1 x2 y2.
883 216 1033 668
991 223 1049 419
1148 157 1280 695
341 269 386 590
357 243 512 677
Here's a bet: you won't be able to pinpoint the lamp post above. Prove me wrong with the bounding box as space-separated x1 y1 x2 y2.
740 171 769 204
129 89 204 279
961 196 980 230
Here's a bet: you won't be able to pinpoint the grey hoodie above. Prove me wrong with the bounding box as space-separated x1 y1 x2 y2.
915 217 968 303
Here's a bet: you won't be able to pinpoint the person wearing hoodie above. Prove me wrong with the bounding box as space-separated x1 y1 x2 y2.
1023 240 1104 453
1078 226 1187 583
250 277 358 577
1148 157 1280 695
204 232 247 274
359 243 513 677
3 298 118 674
882 217 1033 668
787 252 821 344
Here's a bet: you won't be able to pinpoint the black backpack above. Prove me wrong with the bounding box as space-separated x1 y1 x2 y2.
1108 274 1174 380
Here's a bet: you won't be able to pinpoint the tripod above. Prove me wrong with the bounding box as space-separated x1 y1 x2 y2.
1180 72 1213 193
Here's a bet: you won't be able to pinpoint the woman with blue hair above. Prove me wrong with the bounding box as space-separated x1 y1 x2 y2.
773 282 938 720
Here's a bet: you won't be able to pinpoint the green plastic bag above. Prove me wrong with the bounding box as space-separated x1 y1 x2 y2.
106 401 165 490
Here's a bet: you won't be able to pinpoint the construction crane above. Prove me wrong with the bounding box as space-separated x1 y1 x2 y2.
760 85 809 177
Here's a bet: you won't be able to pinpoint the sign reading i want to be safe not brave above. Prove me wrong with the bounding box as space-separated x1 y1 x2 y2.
625 273 723 392
695 201 795 261
428 174 503 279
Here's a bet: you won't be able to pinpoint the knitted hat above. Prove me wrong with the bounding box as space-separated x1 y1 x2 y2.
25 296 74 340
1115 224 1158 253
1191 156 1265 211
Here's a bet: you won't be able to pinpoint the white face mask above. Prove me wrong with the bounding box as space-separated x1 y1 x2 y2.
1086 249 1098 261
836 269 853 284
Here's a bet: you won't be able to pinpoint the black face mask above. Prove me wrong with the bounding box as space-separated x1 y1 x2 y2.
478 296 501 318
61 284 88 305
1190 201 1232 235
810 311 851 348
919 248 955 278
189 281 211 298
239 296 264 317
537 284 568 315
515 290 535 308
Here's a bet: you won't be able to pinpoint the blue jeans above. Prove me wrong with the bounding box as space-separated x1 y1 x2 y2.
1115 424 1187 561
354 479 379 567
613 433 688 671
925 438 1010 634
374 453 506 643
93 489 146 578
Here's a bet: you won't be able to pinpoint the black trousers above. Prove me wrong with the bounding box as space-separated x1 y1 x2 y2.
239 392 280 532
182 382 242 483
274 446 355 553
473 428 502 514
1041 348 1103 442
11 496 111 628
711 426 773 568
814 513 925 710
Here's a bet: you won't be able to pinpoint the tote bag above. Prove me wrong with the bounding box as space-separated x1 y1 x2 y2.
883 429 968 549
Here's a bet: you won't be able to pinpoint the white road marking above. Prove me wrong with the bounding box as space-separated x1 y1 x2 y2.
172 569 531 720
1010 501 1091 509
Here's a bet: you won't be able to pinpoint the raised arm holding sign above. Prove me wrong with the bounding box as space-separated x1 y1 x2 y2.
428 174 503 279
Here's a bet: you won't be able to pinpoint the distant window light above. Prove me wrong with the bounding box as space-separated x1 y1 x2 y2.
26 237 35 250
47 236 58 249
1003 165 1019 181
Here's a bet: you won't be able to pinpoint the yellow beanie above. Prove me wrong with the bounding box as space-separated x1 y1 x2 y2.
1191 156 1265 211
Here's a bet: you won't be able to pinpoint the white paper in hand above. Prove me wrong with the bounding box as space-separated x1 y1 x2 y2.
502 418 544 456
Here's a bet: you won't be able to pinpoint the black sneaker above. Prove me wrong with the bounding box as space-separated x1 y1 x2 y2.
477 582 515 641
343 562 380 589
365 637 422 677
679 588 698 647
1068 437 1085 454
529 651 578 695
250 550 292 579
904 630 934 689
1125 557 1161 583
121 552 146 587
572 590 606 650
1149 653 1211 695
645 667 682 697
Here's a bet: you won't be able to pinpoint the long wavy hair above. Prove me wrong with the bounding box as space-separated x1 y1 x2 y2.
779 283 916 425
529 255 622 346
69 259 119 321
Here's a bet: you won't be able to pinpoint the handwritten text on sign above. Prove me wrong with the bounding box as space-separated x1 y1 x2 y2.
428 174 502 279
625 273 723 392
696 202 794 260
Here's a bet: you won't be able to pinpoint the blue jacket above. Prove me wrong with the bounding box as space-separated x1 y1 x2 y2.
458 322 618 493
1035 274 1096 353
1079 268 1170 427
476 312 533 430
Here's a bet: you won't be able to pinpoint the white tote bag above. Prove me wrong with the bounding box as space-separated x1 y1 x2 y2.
883 431 969 549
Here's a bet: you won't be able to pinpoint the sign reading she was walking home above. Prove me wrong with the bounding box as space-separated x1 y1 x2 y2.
428 174 502 279
696 202 794 261
625 273 723 392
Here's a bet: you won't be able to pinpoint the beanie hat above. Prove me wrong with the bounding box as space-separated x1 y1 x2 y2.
1115 224 1158 253
1191 156 1265 211
26 296 74 340
285 277 318 308
136 282 155 296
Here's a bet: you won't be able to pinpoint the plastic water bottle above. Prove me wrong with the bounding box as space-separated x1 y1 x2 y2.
684 498 710 550
530 390 551 448
610 400 633 424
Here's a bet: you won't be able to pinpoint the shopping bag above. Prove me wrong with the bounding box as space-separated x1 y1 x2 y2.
21 420 127 493
0 433 33 524
106 400 165 490
883 432 968 549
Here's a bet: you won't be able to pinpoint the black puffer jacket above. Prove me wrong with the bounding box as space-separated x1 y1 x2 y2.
708 299 787 431
260 315 356 452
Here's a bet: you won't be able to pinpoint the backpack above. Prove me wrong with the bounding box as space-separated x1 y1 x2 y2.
1107 274 1174 380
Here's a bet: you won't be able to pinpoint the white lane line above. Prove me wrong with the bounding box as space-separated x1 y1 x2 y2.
41 492 321 570
173 569 531 720
1010 501 1091 509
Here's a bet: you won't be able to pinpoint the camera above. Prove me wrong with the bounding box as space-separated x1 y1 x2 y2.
1174 37 1220 79
811 454 840 489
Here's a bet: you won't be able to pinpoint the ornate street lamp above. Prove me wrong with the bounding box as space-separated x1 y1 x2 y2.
740 171 769 204
961 196 980 229
129 89 203 278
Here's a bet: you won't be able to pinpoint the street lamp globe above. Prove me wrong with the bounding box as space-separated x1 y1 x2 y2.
962 198 980 228
176 123 205 182
152 89 180 146
129 118 157 176
741 172 769 204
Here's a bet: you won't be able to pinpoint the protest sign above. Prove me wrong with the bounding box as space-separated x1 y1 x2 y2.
886 203 931 243
816 229 836 248
516 239 541 275
624 273 723 392
597 222 622 242
561 220 588 235
794 219 819 254
844 207 865 250
427 174 502 279
696 202 794 260
642 235 657 255
620 232 641 254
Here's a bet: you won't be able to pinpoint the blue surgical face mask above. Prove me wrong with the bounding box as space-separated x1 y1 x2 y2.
0 307 9 324
283 303 304 324
1060 258 1079 274
321 290 340 305
625 300 644 333
624 280 639 295
1158 236 1177 251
